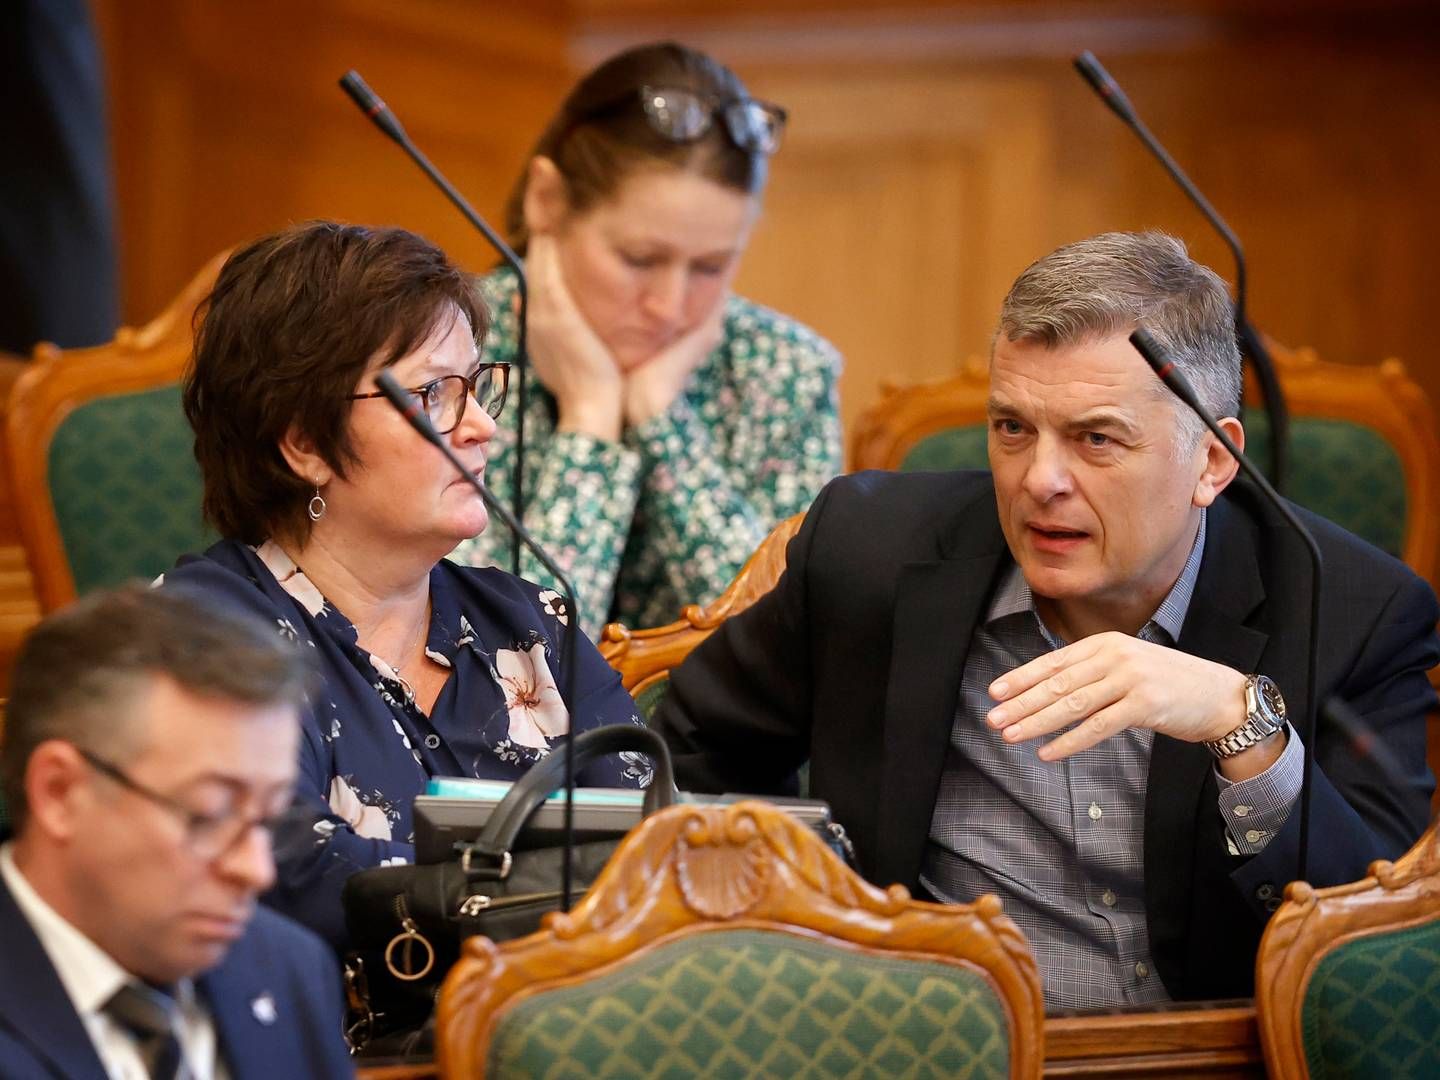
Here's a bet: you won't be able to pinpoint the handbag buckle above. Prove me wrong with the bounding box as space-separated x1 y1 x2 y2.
460 845 513 881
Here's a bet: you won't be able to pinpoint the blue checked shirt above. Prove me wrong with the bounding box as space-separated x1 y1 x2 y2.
920 511 1304 1010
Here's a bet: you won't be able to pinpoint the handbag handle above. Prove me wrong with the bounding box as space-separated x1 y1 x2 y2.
466 724 676 873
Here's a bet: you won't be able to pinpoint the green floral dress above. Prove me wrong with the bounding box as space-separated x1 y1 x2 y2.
451 267 843 639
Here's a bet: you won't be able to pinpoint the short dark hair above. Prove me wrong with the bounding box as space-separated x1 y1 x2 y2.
504 42 769 252
1 584 314 834
185 221 488 544
996 231 1241 444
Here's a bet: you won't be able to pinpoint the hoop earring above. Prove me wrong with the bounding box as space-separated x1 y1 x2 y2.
308 484 327 522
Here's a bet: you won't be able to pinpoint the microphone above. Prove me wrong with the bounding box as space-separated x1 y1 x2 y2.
1075 51 1290 494
339 69 529 575
374 369 584 910
1130 327 1321 882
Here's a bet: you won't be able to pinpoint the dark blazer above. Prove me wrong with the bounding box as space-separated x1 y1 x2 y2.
654 470 1439 1000
0 875 354 1079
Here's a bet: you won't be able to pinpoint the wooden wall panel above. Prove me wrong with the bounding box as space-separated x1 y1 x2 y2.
92 0 574 325
578 6 1440 464
728 72 1053 439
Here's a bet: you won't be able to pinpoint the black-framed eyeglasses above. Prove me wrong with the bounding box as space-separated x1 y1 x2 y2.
78 747 290 860
572 85 787 155
348 363 510 434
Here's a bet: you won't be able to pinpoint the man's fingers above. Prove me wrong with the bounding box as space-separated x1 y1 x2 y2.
996 671 1125 745
988 655 1113 730
989 635 1106 700
1038 702 1134 761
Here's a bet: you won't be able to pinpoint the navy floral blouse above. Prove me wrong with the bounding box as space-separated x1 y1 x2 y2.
160 539 648 949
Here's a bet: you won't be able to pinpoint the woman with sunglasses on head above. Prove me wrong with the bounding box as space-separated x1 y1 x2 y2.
159 222 650 950
451 42 843 638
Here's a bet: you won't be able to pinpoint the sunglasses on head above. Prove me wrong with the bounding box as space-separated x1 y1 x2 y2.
569 85 788 156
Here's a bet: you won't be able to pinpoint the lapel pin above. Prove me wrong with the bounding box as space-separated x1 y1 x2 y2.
250 992 277 1026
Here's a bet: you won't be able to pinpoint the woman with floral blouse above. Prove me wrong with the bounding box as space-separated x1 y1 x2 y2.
450 42 843 637
161 222 649 950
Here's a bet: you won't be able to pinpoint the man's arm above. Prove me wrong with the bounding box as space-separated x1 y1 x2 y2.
651 484 833 796
1229 574 1437 904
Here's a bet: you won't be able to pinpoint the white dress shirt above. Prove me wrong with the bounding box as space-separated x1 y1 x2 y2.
0 844 228 1080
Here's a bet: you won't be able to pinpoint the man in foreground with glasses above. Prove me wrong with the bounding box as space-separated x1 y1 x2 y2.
0 585 353 1078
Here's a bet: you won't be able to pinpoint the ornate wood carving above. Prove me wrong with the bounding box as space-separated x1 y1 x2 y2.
1255 819 1440 1079
598 511 805 691
437 800 1046 1079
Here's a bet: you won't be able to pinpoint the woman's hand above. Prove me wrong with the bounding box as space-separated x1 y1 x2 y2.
524 233 624 442
623 298 727 428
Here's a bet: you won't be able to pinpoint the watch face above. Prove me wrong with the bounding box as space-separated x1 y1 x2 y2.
1254 675 1287 726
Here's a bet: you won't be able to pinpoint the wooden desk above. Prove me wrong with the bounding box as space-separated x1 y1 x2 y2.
353 1000 1262 1079
1045 1001 1262 1077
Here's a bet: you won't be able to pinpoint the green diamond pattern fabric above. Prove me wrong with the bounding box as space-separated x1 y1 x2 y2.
896 413 1406 556
898 427 989 475
1242 410 1405 557
47 385 215 594
1300 920 1440 1078
487 928 1010 1079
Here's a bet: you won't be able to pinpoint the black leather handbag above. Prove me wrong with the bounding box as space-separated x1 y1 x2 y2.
341 724 675 1046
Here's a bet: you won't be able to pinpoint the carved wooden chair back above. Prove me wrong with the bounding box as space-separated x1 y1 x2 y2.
2 254 227 610
599 511 805 703
1255 819 1440 1078
849 342 1440 591
437 800 1045 1079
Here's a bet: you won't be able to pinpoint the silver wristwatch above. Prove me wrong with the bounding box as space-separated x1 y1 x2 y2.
1205 674 1288 759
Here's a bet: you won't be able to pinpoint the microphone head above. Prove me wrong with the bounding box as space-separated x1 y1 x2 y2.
375 369 443 445
1072 50 1137 123
338 69 408 144
1127 327 1169 376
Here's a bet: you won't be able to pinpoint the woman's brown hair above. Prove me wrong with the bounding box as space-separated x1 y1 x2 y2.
503 42 769 252
184 221 488 545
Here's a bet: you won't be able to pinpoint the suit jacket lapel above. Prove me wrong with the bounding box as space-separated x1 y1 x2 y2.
0 877 109 1080
877 502 1010 889
198 947 281 1080
1145 498 1269 989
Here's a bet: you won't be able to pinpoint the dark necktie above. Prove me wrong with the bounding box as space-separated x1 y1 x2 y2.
102 981 184 1080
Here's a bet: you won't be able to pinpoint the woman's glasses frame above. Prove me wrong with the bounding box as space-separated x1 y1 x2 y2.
348 362 511 434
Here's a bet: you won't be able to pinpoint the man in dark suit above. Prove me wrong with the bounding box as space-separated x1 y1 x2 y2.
0 586 354 1078
654 231 1438 1008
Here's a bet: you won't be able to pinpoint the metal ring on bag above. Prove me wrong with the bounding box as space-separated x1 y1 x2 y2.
384 920 436 982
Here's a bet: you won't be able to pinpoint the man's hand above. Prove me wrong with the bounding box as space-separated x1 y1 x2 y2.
987 632 1250 761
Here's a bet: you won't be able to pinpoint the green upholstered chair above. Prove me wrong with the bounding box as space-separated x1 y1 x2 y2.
2 254 226 611
1256 819 1440 1078
849 343 1440 591
600 512 805 698
437 800 1045 1079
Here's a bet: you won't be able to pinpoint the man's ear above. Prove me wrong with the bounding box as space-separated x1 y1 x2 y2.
23 741 90 845
522 156 570 235
278 424 330 490
1193 416 1244 508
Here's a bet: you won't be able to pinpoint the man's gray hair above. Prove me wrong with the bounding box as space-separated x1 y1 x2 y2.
996 231 1242 442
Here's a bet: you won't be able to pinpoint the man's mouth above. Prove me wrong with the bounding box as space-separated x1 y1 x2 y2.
1029 524 1088 539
